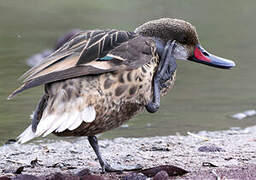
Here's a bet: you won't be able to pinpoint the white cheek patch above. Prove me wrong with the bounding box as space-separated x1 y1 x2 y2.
173 44 189 60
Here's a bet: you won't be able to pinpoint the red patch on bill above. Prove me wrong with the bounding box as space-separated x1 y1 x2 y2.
194 47 211 62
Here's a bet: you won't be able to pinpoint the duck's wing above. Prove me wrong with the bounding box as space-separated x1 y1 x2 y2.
8 29 155 99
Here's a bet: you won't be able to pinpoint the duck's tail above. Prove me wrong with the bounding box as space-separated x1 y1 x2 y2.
17 125 37 144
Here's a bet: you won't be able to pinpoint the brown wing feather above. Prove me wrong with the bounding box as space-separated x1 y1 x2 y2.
8 33 155 99
21 32 90 81
25 54 79 81
108 35 154 69
22 30 134 82
21 52 73 81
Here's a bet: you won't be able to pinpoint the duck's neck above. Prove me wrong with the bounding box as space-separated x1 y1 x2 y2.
152 38 189 61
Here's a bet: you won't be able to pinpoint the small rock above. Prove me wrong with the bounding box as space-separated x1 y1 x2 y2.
244 110 256 116
0 176 11 180
81 175 106 180
125 154 135 162
122 172 147 180
231 110 256 120
13 174 42 180
30 158 42 168
224 157 233 161
141 165 188 177
153 171 169 180
46 172 78 180
76 168 91 177
151 146 170 151
198 145 225 152
202 162 218 167
70 150 79 154
14 167 25 174
232 113 247 120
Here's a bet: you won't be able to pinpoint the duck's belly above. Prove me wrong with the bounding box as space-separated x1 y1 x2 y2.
47 66 154 137
59 98 145 136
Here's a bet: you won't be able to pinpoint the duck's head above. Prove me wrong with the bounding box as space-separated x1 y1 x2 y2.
135 18 235 69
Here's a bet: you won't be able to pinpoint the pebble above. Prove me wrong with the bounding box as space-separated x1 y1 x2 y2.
122 172 147 180
198 144 225 152
0 176 11 180
140 165 188 177
153 171 169 180
232 110 256 120
76 168 91 176
13 174 42 180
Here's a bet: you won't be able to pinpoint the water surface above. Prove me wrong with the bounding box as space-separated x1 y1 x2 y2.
1 0 256 143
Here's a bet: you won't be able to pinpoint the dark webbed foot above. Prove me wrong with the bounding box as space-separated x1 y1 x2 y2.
88 136 142 173
159 49 177 86
159 60 177 90
145 40 176 113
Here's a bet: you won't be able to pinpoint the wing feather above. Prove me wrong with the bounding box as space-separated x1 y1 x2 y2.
9 30 155 99
21 32 90 81
26 54 79 81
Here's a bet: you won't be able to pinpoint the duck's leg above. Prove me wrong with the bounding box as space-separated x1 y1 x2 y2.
88 136 115 173
145 40 176 113
88 136 142 173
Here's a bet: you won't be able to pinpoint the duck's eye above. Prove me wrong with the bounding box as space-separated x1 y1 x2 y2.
182 37 188 43
179 34 188 44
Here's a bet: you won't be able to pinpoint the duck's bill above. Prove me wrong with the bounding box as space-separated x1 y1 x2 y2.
188 44 236 69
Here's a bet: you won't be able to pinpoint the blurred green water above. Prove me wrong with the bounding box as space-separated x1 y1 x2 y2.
1 0 256 143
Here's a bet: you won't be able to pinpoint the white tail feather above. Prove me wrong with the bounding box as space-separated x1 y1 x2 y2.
18 106 96 142
82 106 96 122
68 111 83 130
35 115 57 136
42 113 69 137
55 113 71 132
17 125 36 144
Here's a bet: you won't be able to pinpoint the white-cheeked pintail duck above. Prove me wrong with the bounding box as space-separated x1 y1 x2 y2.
8 18 235 172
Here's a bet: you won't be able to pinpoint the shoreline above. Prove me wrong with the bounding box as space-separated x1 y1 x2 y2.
1 126 256 179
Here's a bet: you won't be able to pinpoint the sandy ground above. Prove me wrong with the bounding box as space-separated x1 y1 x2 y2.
1 126 256 179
